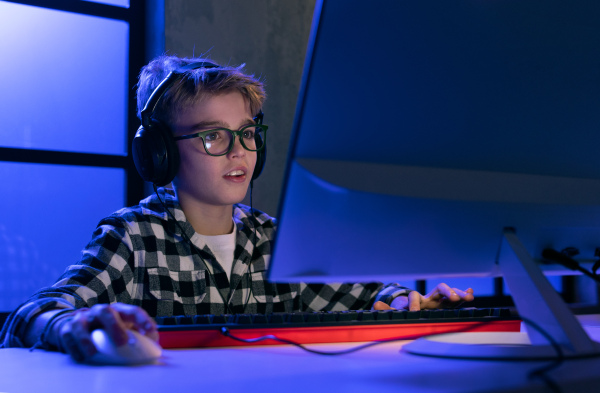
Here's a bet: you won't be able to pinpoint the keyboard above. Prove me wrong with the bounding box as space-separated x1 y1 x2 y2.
155 308 522 349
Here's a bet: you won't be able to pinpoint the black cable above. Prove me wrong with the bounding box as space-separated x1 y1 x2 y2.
519 316 564 393
153 184 256 314
219 314 578 393
528 361 563 393
592 259 600 276
219 315 568 360
219 326 407 355
542 248 600 284
240 182 256 315
219 319 517 356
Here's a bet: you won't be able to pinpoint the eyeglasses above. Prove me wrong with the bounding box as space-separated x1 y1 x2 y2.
173 124 268 156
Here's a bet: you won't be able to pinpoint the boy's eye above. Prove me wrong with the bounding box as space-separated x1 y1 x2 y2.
242 128 255 139
204 131 222 141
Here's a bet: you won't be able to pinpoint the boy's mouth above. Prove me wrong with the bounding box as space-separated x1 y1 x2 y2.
225 169 246 178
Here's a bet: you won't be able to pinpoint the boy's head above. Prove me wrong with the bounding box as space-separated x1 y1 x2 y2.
136 55 266 129
133 55 267 187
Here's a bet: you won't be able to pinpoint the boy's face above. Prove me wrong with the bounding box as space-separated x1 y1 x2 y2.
171 90 257 207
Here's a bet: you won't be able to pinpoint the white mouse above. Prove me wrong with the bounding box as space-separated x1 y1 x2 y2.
88 329 162 366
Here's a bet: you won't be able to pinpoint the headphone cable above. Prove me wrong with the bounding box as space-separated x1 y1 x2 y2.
152 184 257 314
153 184 233 314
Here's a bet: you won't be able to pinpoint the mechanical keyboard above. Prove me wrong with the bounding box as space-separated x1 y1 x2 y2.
156 307 521 349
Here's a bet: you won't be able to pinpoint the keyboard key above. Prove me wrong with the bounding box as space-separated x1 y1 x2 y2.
155 316 174 325
473 308 491 317
268 313 286 324
304 312 321 323
234 314 253 324
443 309 460 319
390 310 407 320
252 314 269 324
358 311 375 321
194 315 212 324
492 308 512 317
424 310 445 319
287 313 305 323
337 312 356 322
374 310 392 321
321 312 337 323
176 316 193 325
212 314 232 324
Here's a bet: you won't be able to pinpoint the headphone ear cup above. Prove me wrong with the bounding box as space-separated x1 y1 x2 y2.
132 120 180 186
252 142 266 180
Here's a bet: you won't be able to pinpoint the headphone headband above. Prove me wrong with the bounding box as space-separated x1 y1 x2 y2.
141 61 219 128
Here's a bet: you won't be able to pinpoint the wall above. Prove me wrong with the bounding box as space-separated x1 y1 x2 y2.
164 0 317 216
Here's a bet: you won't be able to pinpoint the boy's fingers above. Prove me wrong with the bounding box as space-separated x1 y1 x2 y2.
408 291 422 311
373 301 393 310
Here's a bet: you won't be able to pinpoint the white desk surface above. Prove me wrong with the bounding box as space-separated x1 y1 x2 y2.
1 315 600 393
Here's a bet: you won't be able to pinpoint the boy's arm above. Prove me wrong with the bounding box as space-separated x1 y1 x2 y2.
22 303 158 362
299 282 474 312
299 282 389 311
1 217 141 352
23 308 70 348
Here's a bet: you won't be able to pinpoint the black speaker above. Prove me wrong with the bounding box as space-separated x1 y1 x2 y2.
132 61 266 186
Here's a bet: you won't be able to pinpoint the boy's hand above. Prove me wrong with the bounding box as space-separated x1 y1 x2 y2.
56 303 158 363
373 283 474 311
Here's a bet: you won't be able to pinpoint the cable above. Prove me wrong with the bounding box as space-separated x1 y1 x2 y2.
519 316 565 393
219 314 576 392
219 319 512 356
542 248 600 284
153 185 256 314
219 326 419 355
528 361 563 393
240 183 258 315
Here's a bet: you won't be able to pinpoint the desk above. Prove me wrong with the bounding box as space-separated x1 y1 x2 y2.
1 316 600 393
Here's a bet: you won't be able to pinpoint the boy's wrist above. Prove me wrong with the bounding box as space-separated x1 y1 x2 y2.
390 295 409 310
26 309 75 351
45 312 74 352
382 287 412 307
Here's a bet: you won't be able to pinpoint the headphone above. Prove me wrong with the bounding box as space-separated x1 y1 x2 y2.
132 61 267 187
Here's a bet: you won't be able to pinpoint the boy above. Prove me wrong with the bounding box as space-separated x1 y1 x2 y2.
0 55 474 362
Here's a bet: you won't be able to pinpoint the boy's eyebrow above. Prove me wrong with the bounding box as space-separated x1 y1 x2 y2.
190 118 257 131
190 120 226 130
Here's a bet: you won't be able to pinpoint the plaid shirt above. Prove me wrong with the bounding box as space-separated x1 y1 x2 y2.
0 188 409 348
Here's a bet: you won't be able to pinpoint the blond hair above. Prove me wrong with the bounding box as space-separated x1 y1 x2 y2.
136 55 266 127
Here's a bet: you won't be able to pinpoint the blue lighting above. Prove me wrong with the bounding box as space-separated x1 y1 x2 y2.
0 2 129 155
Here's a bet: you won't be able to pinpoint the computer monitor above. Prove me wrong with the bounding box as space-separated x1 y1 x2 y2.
268 0 600 359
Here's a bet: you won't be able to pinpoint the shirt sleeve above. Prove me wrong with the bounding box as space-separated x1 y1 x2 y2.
372 283 413 306
298 282 413 312
0 216 135 348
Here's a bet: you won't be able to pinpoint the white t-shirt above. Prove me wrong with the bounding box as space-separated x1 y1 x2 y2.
195 221 237 281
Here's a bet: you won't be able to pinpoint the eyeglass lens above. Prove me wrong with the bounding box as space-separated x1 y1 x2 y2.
204 126 265 155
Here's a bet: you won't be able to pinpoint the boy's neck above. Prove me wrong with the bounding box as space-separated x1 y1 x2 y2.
174 190 234 236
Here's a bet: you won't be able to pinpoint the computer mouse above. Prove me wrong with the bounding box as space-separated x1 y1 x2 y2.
88 329 162 366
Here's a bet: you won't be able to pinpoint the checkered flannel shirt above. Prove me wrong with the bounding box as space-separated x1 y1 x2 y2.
0 188 410 348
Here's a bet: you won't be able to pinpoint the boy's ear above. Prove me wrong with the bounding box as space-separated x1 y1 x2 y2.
132 120 180 187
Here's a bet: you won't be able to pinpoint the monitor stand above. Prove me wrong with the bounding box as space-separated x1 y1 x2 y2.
403 228 600 360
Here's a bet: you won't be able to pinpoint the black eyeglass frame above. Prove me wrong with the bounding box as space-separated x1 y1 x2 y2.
173 123 268 157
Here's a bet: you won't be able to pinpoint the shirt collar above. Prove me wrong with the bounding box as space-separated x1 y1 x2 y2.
140 188 260 243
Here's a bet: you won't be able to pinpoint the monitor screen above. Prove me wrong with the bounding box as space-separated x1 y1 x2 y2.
268 0 600 284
